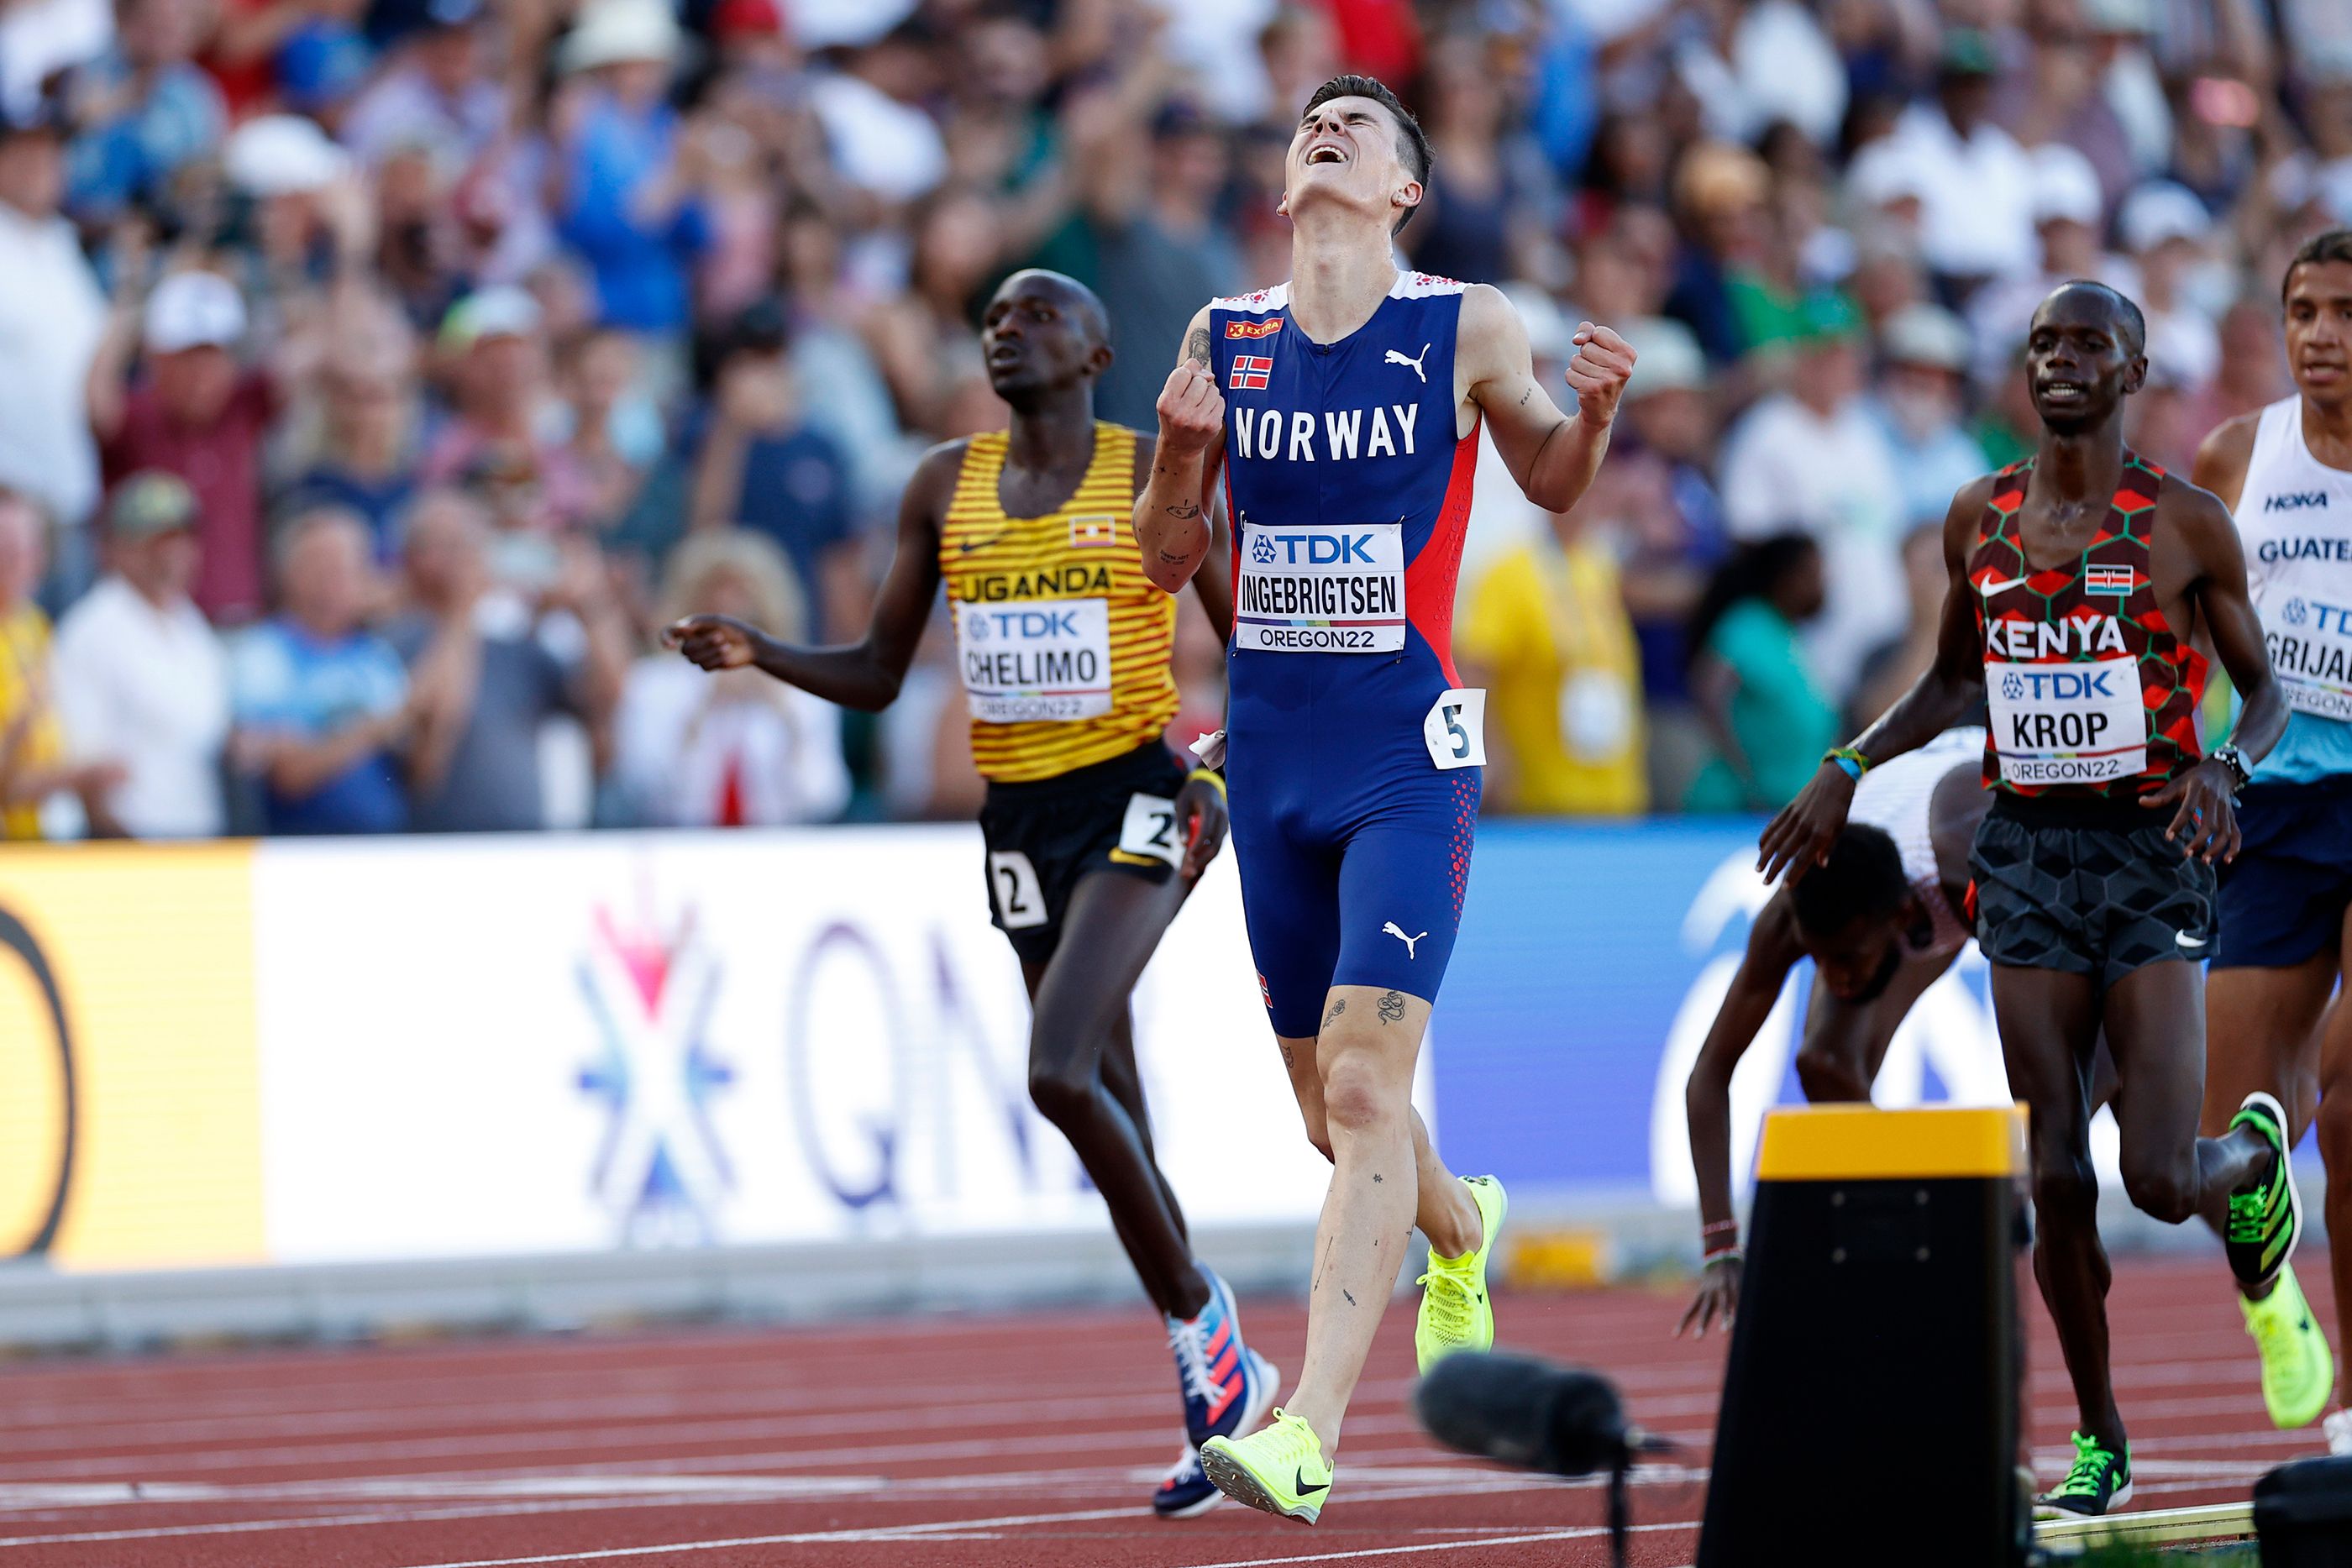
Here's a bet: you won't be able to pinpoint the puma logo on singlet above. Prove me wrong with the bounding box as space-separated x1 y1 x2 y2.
1385 344 1431 384
1383 921 1427 957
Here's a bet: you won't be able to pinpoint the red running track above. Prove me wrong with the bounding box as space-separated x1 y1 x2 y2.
0 1254 2312 1568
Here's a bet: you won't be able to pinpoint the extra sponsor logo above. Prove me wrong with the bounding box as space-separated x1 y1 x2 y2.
0 904 72 1259
576 899 737 1245
1225 318 1284 338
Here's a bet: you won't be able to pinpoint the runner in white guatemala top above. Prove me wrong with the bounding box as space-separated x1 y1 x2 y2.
1678 727 1989 1338
2188 228 2352 1445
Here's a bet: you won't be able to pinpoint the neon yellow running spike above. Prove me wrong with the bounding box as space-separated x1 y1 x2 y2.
1416 1175 1507 1373
2245 1260 2334 1429
1199 1408 1331 1524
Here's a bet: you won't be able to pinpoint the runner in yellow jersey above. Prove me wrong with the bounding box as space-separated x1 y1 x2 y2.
668 270 1276 1518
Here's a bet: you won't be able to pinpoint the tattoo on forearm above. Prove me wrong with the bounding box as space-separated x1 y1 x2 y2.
1343 1288 1357 1305
1372 1173 1383 1183
1164 500 1201 520
1518 385 1533 406
1185 326 1211 364
1157 548 1191 564
1377 990 1405 1024
1312 1237 1334 1291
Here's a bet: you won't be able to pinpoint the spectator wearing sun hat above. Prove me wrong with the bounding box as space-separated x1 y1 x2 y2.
50 471 229 837
2116 178 2223 395
1717 291 1907 702
553 0 709 337
88 270 280 625
1869 303 1989 532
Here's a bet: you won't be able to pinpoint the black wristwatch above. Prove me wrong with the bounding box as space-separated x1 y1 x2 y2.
2211 745 2252 792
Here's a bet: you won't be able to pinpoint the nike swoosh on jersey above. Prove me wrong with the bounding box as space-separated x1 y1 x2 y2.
1978 574 2032 595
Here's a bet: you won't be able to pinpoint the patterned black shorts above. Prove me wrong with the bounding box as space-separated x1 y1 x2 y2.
1971 802 2218 987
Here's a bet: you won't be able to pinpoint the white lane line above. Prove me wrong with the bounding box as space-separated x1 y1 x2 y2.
390 1506 1149 1567
1167 1520 1700 1568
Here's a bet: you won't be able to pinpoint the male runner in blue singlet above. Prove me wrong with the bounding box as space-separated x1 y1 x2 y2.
1134 74 1636 1523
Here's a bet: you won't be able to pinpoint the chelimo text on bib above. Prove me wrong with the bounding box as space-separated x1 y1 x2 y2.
956 598 1112 722
2265 595 2352 721
1986 658 2149 784
1236 522 1405 653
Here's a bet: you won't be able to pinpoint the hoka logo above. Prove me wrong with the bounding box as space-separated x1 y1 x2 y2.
2265 491 2329 512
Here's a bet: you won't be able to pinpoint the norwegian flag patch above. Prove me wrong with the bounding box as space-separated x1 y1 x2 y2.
1230 354 1273 391
2085 564 2135 595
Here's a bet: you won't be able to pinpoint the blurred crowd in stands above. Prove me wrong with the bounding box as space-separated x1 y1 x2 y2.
0 0 2344 836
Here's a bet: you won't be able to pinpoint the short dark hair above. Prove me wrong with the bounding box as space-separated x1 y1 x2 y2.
2050 278 2146 356
1788 824 1911 937
2284 229 2352 303
1299 74 1432 235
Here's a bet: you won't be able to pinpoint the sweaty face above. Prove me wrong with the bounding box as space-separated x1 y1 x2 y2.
2025 287 2144 433
1285 96 1413 226
1803 913 1905 1004
2284 260 2352 408
980 277 1102 399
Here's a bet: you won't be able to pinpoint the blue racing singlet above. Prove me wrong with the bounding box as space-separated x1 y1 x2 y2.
1210 271 1484 1036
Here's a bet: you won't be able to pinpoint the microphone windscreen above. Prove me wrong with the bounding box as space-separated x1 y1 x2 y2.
1413 1350 1631 1479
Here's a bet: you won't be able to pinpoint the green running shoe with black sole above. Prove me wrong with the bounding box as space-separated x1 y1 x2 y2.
2227 1091 2301 1288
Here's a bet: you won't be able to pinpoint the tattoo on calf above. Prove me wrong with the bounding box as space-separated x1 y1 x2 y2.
1377 990 1406 1024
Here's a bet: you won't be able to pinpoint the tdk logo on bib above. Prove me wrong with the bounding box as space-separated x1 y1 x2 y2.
1254 532 1378 565
2265 491 2331 512
2000 668 2117 700
971 608 1082 638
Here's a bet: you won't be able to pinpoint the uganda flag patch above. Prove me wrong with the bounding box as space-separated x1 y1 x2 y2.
1069 515 1118 548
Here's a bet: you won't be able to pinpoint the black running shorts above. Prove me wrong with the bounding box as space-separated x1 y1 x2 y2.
2214 775 2352 969
976 742 1189 965
1971 795 2218 987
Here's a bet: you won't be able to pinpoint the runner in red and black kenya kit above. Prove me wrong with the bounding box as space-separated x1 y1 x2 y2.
1761 281 2297 1520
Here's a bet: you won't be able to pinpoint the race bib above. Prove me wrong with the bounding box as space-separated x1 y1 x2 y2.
988 850 1047 928
1236 522 1405 653
956 598 1111 722
1985 657 2148 784
2263 595 2352 721
1116 792 1182 868
1423 687 1488 771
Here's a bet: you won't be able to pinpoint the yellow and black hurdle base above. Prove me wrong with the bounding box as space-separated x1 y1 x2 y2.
1696 1104 2030 1568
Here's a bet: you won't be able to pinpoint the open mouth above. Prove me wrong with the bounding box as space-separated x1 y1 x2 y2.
2040 380 2087 405
1305 144 1347 166
2302 360 2347 383
987 344 1023 367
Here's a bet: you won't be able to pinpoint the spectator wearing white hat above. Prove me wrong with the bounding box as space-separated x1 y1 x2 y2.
0 101 106 564
419 286 599 535
87 270 279 624
2115 178 2222 395
552 0 709 337
50 470 229 838
1868 303 1990 531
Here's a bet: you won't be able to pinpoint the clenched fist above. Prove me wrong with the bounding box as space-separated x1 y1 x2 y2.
665 613 764 670
1156 358 1225 458
1563 321 1637 428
